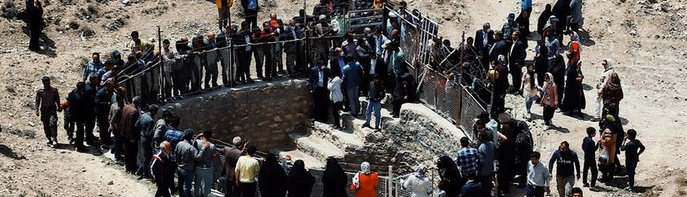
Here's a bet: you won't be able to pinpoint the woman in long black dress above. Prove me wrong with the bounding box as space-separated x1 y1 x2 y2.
561 60 585 118
287 160 315 197
322 157 348 197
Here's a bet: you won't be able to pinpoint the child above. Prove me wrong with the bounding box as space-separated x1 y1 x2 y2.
620 129 645 191
59 96 75 145
581 127 598 190
521 64 540 119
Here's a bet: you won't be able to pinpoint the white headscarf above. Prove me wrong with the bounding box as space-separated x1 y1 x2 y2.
352 162 372 189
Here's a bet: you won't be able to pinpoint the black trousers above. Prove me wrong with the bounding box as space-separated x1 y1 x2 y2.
74 120 85 148
332 101 343 127
235 49 252 82
263 47 273 78
543 105 556 124
225 180 241 197
392 99 405 115
190 60 202 92
155 181 172 197
510 64 522 91
97 116 111 144
244 9 258 28
40 107 58 140
570 23 579 32
29 27 41 51
238 182 257 197
583 158 598 186
313 87 329 122
125 140 138 173
85 117 96 143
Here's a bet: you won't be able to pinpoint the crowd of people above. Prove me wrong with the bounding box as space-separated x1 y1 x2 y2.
28 0 651 195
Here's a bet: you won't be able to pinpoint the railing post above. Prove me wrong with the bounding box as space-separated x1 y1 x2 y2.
388 165 393 197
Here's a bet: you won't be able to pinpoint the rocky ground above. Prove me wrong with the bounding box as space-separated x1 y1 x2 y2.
1 0 687 196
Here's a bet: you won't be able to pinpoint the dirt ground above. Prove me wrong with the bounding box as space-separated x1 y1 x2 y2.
1 0 686 196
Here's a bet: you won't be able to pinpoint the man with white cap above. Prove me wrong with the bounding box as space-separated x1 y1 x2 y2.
221 136 244 197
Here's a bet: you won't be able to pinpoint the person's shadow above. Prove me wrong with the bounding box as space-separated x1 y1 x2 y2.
0 144 27 160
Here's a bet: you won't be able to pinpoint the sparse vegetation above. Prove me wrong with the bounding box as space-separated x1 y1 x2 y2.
1 0 19 19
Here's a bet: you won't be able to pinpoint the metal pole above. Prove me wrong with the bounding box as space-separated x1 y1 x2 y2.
157 25 163 103
388 165 393 197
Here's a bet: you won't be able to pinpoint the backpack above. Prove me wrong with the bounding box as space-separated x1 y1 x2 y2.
514 121 534 155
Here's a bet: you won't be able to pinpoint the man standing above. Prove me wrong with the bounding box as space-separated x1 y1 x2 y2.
456 137 479 179
194 130 218 197
548 141 581 197
477 130 497 195
136 104 159 179
283 20 302 76
67 82 89 152
509 31 527 94
527 152 551 197
83 53 103 82
362 74 385 131
221 136 244 197
501 13 520 44
35 76 60 146
581 127 598 189
95 80 115 146
27 0 43 52
151 141 175 197
109 95 125 162
235 21 255 84
241 0 259 28
474 23 494 68
569 0 583 32
342 55 362 116
620 129 645 191
235 145 260 197
309 60 330 123
204 32 220 89
120 96 142 174
176 129 210 197
153 110 173 147
216 0 233 30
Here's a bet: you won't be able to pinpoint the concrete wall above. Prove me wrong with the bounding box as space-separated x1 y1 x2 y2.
165 80 311 150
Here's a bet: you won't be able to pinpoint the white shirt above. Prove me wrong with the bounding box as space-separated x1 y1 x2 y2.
482 30 489 48
317 69 324 88
327 77 344 102
369 58 377 76
527 161 551 187
244 34 251 51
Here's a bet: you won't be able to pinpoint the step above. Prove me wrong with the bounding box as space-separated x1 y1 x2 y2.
341 97 399 141
310 121 365 149
289 133 345 162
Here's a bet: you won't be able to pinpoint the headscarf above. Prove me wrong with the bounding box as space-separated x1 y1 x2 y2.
360 162 371 174
570 31 580 42
603 59 614 71
258 153 287 196
603 72 623 102
545 72 555 86
415 164 427 178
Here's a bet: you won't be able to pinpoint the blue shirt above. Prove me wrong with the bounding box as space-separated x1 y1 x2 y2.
521 0 532 9
342 62 362 88
478 141 496 176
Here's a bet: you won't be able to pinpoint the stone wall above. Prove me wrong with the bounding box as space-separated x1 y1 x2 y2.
344 103 468 173
165 80 311 150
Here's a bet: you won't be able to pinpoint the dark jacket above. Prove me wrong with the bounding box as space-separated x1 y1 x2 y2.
67 89 91 122
489 39 508 62
437 155 463 197
474 29 495 52
329 56 345 77
151 150 175 187
537 8 553 35
582 136 598 160
509 39 528 66
368 81 385 102
309 67 331 90
393 77 415 101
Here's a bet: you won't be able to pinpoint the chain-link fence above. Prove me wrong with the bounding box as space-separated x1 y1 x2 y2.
117 61 162 106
